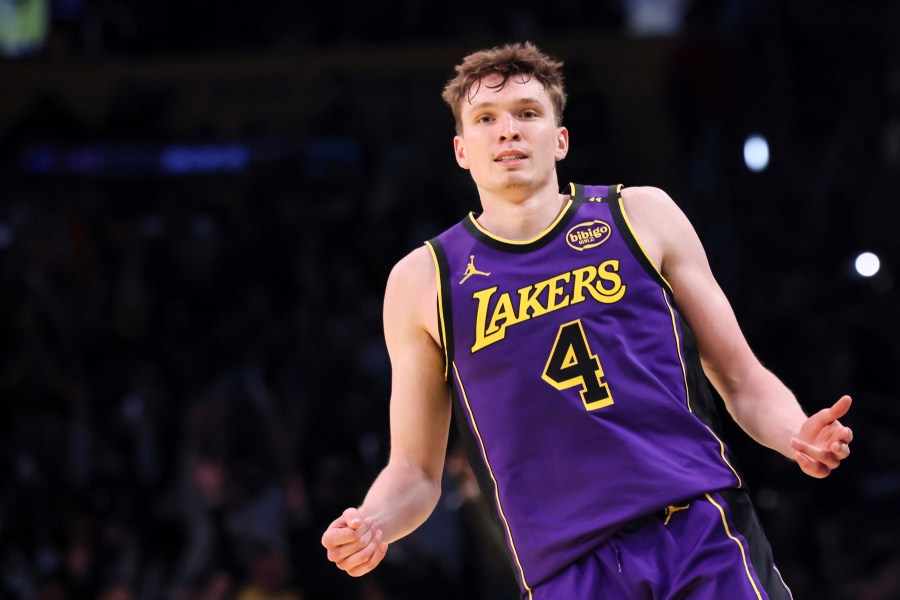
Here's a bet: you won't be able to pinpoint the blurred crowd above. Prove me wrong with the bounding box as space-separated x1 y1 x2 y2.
1 123 898 600
2 1 900 599
0 165 503 599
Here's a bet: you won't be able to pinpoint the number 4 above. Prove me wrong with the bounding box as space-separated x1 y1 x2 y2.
542 320 614 411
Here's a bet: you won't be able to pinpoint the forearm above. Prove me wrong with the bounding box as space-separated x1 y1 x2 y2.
721 367 808 460
357 457 443 543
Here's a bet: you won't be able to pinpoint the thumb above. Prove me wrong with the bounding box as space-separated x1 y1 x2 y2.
806 395 852 431
827 395 852 420
342 507 364 529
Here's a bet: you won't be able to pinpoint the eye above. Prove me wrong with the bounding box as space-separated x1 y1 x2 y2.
477 114 494 124
521 109 538 119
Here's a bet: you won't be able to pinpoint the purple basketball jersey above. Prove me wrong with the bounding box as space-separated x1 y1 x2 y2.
425 184 742 595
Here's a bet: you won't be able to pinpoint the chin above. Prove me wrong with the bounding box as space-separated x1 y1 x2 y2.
499 173 534 188
502 180 530 189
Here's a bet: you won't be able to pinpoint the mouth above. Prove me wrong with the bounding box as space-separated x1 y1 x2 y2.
493 152 528 163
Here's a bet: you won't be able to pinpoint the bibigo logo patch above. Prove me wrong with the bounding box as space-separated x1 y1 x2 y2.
565 220 612 251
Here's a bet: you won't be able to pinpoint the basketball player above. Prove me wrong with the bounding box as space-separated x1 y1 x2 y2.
321 42 853 599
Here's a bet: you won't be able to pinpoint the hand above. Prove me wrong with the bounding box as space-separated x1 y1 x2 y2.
790 395 853 478
321 508 389 577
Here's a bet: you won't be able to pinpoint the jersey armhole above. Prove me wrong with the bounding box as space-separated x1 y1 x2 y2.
424 238 453 380
607 187 674 294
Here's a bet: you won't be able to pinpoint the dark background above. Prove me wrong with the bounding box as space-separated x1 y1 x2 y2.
1 1 898 599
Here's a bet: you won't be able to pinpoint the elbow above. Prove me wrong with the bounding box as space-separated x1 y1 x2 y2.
388 455 444 500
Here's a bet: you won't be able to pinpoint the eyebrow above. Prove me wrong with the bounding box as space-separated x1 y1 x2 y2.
467 97 546 112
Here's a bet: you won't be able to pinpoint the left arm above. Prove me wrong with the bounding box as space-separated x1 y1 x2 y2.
621 186 853 478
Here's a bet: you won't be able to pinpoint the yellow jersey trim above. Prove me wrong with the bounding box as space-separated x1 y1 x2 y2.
617 195 673 295
662 289 691 412
663 289 742 487
425 241 449 380
704 493 763 600
704 425 743 488
466 199 573 246
453 362 532 598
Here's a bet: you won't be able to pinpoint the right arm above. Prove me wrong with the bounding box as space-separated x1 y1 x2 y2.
321 246 452 577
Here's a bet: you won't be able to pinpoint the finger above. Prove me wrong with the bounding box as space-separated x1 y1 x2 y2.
791 438 840 470
343 507 365 528
322 528 349 550
356 522 375 546
345 517 376 542
322 507 364 547
841 426 854 444
341 507 366 529
347 540 389 577
323 516 374 554
338 529 384 573
337 548 372 573
322 523 355 547
794 451 829 479
829 440 851 459
326 525 376 563
348 542 389 577
824 423 853 447
322 517 370 550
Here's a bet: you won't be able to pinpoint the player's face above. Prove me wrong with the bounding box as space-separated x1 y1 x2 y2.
453 74 568 196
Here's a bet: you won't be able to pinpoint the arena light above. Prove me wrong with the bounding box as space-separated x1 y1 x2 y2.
854 252 881 278
743 135 770 172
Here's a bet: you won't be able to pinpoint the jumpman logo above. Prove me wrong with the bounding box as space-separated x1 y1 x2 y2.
459 255 491 284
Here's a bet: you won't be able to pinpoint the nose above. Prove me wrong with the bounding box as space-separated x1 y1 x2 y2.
498 114 521 141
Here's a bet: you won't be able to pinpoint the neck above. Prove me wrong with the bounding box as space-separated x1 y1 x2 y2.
475 179 568 241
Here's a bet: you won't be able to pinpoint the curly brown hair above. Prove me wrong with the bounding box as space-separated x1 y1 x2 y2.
441 42 567 134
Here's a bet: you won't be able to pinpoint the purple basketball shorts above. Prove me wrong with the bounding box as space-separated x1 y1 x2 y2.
528 490 793 599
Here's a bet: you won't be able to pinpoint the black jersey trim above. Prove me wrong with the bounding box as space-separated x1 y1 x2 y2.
607 189 673 294
450 385 502 530
424 239 454 378
716 489 794 600
569 182 585 199
451 363 532 595
568 182 617 202
462 198 579 254
678 317 726 436
673 305 744 488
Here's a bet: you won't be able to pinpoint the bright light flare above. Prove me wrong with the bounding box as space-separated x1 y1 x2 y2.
743 135 770 172
854 252 880 278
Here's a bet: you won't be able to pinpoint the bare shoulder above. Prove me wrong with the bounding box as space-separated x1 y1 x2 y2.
619 186 679 267
387 245 436 296
385 245 439 343
620 186 682 223
619 186 701 275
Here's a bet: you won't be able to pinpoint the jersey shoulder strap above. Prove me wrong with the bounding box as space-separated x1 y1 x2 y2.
566 182 623 202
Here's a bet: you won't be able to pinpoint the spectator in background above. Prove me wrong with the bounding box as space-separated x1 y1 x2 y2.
234 547 303 600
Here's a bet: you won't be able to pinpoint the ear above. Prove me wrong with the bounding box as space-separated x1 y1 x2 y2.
555 127 569 161
453 135 470 169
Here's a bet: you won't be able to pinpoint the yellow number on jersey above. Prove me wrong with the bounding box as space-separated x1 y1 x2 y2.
542 320 613 411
